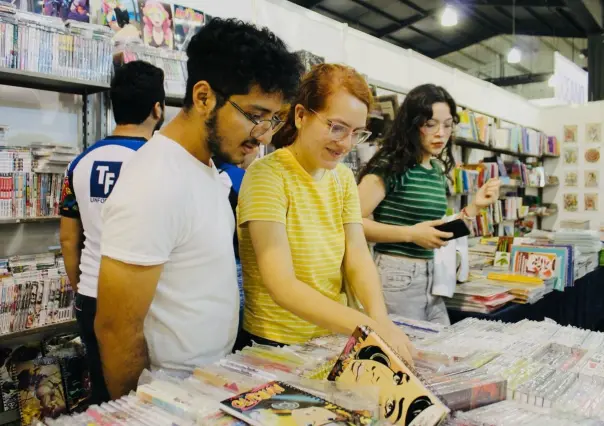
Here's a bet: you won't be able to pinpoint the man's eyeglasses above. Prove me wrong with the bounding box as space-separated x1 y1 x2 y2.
310 110 372 145
228 100 286 139
422 120 455 135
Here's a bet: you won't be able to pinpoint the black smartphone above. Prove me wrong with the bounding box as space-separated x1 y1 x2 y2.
434 219 471 241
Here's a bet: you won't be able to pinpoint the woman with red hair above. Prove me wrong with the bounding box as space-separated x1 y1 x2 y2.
236 64 413 363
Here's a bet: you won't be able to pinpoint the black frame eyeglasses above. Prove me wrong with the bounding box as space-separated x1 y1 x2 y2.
227 99 286 139
310 110 372 145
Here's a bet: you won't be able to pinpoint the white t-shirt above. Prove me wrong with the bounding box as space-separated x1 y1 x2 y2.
100 134 239 371
60 137 146 299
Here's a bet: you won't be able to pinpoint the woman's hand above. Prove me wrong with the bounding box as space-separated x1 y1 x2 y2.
474 178 501 208
407 220 453 249
374 320 415 367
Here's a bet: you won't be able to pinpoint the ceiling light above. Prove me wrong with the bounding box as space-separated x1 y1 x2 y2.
441 6 458 27
507 47 522 64
548 74 556 87
579 53 586 59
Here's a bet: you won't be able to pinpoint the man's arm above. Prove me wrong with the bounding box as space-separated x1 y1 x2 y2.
59 218 83 293
95 256 162 399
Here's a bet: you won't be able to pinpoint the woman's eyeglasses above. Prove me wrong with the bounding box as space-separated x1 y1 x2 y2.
310 110 372 145
422 120 455 135
228 100 286 139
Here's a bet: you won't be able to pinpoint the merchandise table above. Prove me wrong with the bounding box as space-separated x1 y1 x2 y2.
448 267 604 329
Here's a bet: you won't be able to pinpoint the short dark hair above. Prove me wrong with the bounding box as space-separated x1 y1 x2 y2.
111 61 165 125
184 18 303 108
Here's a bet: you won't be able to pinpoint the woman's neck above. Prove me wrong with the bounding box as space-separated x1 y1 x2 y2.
420 152 432 167
287 143 325 181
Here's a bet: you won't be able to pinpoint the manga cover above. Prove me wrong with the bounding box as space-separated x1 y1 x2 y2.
38 0 89 22
173 5 205 51
220 381 376 426
59 355 91 412
327 326 449 426
14 357 67 425
138 0 173 49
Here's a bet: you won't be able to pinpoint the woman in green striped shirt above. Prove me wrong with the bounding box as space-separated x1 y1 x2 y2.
358 84 500 324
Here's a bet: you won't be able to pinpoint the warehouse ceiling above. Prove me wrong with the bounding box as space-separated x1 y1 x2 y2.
291 0 601 58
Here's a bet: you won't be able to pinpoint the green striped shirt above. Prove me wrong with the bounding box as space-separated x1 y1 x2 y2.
371 161 447 259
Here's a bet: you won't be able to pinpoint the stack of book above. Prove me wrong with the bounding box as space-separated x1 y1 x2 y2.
456 110 495 144
446 281 515 314
0 6 112 83
0 252 74 335
0 146 74 219
118 43 188 99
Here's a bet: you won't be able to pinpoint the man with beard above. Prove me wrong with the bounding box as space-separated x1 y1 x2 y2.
94 18 303 399
59 60 165 404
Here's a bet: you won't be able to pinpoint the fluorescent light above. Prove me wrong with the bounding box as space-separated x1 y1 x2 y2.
507 47 522 64
548 74 556 87
579 53 586 59
441 6 458 27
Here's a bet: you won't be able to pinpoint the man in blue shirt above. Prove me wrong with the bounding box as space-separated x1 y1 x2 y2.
59 61 165 403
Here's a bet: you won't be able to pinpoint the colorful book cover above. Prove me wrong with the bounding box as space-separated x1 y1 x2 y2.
39 0 90 22
173 5 206 51
510 246 569 291
14 357 67 425
139 0 174 49
327 326 449 425
59 355 91 413
220 381 375 426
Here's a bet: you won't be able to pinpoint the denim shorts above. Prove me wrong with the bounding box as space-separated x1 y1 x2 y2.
375 253 450 325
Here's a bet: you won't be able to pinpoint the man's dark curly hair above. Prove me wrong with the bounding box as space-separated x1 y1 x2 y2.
184 18 303 108
359 84 459 184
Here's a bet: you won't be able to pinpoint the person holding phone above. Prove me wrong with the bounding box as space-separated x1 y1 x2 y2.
358 84 500 324
236 64 414 364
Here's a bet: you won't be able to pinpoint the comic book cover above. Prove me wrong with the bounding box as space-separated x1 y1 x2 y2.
39 0 90 22
59 355 91 413
327 326 449 426
220 381 376 426
14 357 67 424
138 0 173 49
173 5 205 51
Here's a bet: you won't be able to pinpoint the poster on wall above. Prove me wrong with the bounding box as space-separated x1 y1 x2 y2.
585 193 598 211
586 123 602 143
563 193 578 212
564 125 577 143
38 0 90 21
585 148 600 164
101 0 141 31
585 170 599 187
173 5 206 51
565 171 578 187
563 147 578 165
139 0 174 49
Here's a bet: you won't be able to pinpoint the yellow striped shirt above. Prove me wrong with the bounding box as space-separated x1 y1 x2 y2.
237 148 362 344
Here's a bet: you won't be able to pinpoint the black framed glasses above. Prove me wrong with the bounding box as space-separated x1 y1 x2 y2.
227 99 286 139
310 110 372 145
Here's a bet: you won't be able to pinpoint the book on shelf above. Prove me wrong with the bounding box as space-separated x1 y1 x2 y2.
0 6 112 83
0 146 75 219
116 43 187 100
328 325 449 425
0 252 75 335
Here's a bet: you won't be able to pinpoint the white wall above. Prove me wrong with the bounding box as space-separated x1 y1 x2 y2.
539 101 604 231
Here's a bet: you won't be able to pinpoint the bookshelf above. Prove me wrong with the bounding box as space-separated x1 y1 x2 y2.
0 68 109 95
0 216 61 225
0 320 78 344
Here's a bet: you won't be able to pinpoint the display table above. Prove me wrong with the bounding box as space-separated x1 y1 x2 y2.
448 267 604 329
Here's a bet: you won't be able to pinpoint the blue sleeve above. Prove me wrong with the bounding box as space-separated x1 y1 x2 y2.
224 167 245 194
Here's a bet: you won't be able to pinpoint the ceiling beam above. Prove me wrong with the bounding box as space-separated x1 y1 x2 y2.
454 0 566 5
376 12 434 38
562 0 603 33
406 26 488 65
555 6 588 32
294 0 324 8
484 72 551 86
314 5 432 55
347 0 399 23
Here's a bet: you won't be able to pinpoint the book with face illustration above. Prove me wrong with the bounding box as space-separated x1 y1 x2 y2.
327 326 449 426
219 380 376 426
